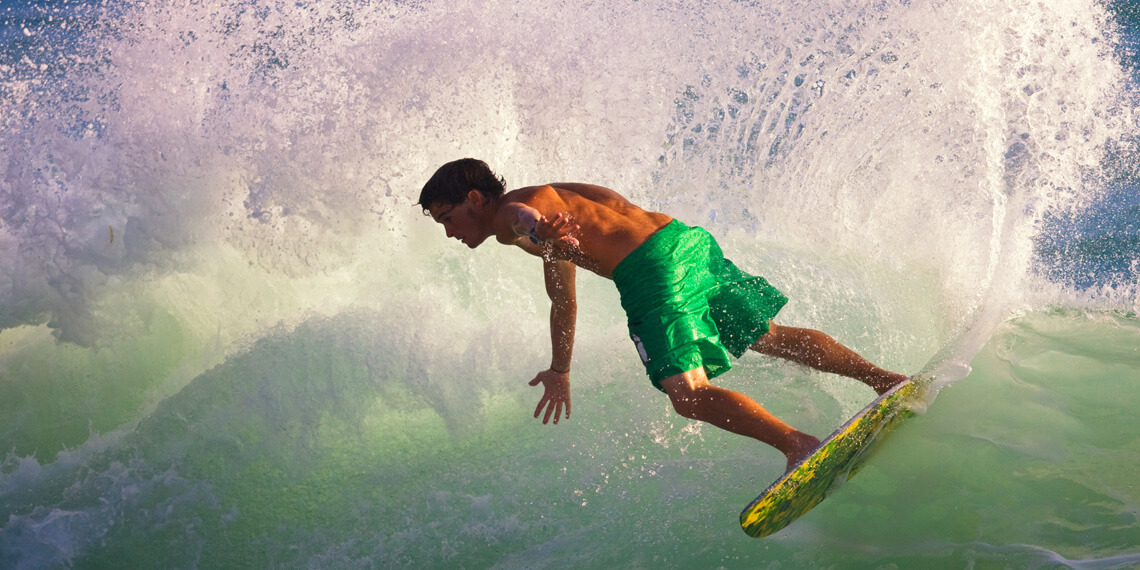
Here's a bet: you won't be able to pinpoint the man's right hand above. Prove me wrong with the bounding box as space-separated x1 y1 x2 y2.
535 212 580 248
528 368 572 424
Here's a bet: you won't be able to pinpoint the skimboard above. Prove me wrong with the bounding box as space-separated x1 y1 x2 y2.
740 377 926 537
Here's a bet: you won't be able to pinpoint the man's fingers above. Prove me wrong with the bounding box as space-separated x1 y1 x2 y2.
543 213 578 236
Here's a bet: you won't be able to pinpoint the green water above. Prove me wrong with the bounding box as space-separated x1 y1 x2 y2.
3 309 1137 568
808 311 1140 568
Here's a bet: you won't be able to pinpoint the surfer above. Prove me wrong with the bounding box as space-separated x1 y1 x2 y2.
418 158 908 470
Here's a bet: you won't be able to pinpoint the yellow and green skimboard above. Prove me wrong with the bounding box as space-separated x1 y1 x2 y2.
740 377 928 537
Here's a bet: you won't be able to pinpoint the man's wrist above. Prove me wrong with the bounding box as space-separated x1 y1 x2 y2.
520 216 543 244
550 366 569 374
528 226 543 244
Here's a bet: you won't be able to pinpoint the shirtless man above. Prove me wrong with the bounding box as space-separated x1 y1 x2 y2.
419 158 907 470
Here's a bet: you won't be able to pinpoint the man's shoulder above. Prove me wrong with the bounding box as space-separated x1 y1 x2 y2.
502 183 658 223
524 183 637 210
502 185 552 200
501 185 585 212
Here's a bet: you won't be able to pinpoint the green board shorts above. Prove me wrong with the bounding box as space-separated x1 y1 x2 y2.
611 219 788 392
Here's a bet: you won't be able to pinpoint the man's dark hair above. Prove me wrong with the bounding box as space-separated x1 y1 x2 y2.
418 158 506 213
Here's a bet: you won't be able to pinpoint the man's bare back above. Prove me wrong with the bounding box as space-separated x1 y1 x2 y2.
491 184 672 277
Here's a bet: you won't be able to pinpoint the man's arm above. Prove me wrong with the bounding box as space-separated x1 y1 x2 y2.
528 258 576 424
545 258 576 373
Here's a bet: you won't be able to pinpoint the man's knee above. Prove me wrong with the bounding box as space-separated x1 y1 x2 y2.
668 392 702 419
750 322 828 359
660 370 709 419
749 321 788 355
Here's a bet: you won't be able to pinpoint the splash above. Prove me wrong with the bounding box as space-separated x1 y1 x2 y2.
1 0 1131 348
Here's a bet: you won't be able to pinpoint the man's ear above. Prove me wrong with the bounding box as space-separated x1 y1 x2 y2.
467 189 485 208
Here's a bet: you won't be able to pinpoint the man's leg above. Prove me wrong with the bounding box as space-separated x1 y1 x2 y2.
750 322 907 394
660 369 821 471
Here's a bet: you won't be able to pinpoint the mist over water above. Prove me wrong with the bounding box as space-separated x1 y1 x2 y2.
2 0 1139 567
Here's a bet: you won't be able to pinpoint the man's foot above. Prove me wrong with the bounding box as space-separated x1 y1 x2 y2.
868 372 909 395
782 431 822 472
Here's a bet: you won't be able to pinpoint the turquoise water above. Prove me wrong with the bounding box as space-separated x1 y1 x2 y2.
2 0 1139 567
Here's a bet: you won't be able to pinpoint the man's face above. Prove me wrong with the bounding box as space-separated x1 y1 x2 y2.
428 198 489 248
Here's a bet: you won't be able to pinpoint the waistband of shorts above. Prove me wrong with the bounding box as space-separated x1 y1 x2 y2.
612 219 692 284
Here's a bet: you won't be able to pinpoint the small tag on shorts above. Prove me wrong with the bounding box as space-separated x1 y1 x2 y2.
630 333 650 364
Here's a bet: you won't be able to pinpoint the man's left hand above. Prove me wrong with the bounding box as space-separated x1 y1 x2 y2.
528 368 572 424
